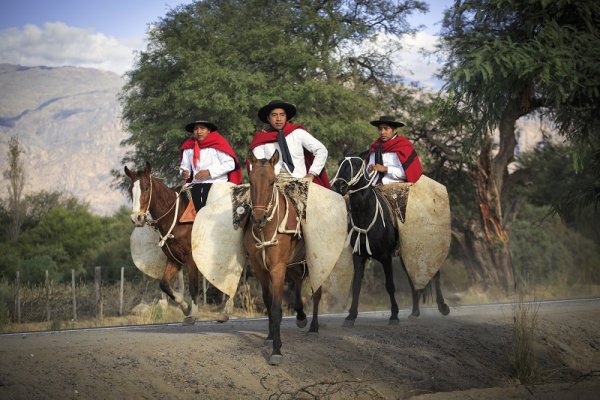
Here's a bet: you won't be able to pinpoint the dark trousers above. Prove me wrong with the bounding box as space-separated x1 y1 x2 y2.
190 183 213 211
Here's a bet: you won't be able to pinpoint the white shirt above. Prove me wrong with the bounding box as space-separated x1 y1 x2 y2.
367 150 406 185
251 127 328 178
179 147 235 184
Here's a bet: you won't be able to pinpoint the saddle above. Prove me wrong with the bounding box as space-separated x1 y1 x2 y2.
373 183 411 228
179 200 196 223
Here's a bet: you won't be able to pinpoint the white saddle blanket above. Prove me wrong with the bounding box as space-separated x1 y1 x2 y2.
191 181 349 297
396 175 451 290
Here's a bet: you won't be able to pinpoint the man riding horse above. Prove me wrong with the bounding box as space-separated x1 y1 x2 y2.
248 100 330 188
179 118 242 219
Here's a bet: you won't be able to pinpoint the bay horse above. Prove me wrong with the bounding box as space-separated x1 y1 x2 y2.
124 161 227 324
330 152 449 327
244 150 322 365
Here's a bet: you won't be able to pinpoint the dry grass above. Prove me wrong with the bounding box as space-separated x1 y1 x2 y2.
510 293 541 384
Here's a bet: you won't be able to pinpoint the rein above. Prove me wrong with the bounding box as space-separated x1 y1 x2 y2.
331 157 386 256
251 184 281 269
137 176 188 263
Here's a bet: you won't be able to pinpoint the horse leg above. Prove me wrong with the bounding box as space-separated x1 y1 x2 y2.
308 286 322 334
400 258 421 319
287 265 307 328
343 254 367 328
381 255 400 325
434 270 450 316
183 260 200 325
268 261 286 365
159 261 191 320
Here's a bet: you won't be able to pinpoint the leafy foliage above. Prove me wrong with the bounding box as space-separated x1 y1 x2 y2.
510 204 600 286
0 193 139 284
118 0 427 185
440 0 600 155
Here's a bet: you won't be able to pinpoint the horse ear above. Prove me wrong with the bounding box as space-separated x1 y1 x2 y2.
144 161 152 174
343 146 352 157
270 149 280 165
124 166 133 179
247 149 257 164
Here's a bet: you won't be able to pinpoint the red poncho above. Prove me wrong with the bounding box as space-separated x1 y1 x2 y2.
179 131 242 184
248 122 330 189
367 135 422 183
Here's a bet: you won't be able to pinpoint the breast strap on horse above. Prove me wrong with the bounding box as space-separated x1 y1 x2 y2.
230 180 309 235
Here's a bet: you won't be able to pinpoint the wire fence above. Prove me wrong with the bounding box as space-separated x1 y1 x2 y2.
2 267 226 324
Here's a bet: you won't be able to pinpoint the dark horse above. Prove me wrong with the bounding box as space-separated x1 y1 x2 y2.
244 150 321 365
330 153 449 327
125 162 227 324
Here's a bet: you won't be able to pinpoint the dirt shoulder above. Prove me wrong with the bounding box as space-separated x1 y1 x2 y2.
0 298 598 399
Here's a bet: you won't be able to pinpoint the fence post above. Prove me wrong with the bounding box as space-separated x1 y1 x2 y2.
119 267 124 316
71 269 77 321
45 270 51 321
95 266 103 319
203 276 207 305
15 271 21 324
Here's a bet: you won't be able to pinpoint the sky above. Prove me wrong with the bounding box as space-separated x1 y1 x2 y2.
0 0 451 88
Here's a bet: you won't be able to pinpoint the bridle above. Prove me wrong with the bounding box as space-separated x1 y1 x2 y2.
330 156 378 194
331 156 386 256
250 182 278 228
132 175 187 261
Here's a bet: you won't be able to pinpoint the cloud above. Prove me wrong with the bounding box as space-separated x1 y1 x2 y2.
355 31 446 90
394 31 445 89
0 22 142 75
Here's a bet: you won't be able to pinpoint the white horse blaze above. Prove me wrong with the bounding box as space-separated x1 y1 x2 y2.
130 180 142 217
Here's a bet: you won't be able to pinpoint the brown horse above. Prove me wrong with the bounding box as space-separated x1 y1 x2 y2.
244 150 322 365
125 161 225 324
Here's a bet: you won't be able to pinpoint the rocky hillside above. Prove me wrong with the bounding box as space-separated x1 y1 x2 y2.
0 64 130 215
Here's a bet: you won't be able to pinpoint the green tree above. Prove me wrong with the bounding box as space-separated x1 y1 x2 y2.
3 136 26 241
430 0 600 290
18 199 104 281
118 0 427 185
87 206 138 283
518 144 600 244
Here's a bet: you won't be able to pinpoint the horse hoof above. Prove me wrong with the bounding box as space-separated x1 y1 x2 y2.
182 316 196 326
268 354 283 365
408 314 419 320
296 318 308 328
342 319 355 328
215 313 229 323
183 303 193 317
439 304 450 316
307 330 319 336
388 319 400 325
264 339 273 347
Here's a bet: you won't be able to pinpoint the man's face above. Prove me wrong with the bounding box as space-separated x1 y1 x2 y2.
378 124 397 142
267 107 287 130
193 124 210 141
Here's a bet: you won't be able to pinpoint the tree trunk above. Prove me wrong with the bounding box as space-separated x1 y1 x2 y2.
452 217 512 290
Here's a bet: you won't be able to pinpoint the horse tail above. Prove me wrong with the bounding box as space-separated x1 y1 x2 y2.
419 280 434 304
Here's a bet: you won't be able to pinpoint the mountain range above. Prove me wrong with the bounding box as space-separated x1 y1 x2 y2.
0 64 130 216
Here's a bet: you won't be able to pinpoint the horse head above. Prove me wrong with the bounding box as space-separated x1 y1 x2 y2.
330 150 369 196
247 149 280 228
124 161 153 226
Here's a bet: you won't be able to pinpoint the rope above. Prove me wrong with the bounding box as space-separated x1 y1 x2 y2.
251 184 280 270
333 156 385 256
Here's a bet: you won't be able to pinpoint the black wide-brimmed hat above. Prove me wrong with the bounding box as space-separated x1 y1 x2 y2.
185 119 218 133
258 100 297 123
370 115 405 128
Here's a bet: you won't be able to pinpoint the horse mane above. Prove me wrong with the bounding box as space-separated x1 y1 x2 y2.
343 149 369 160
